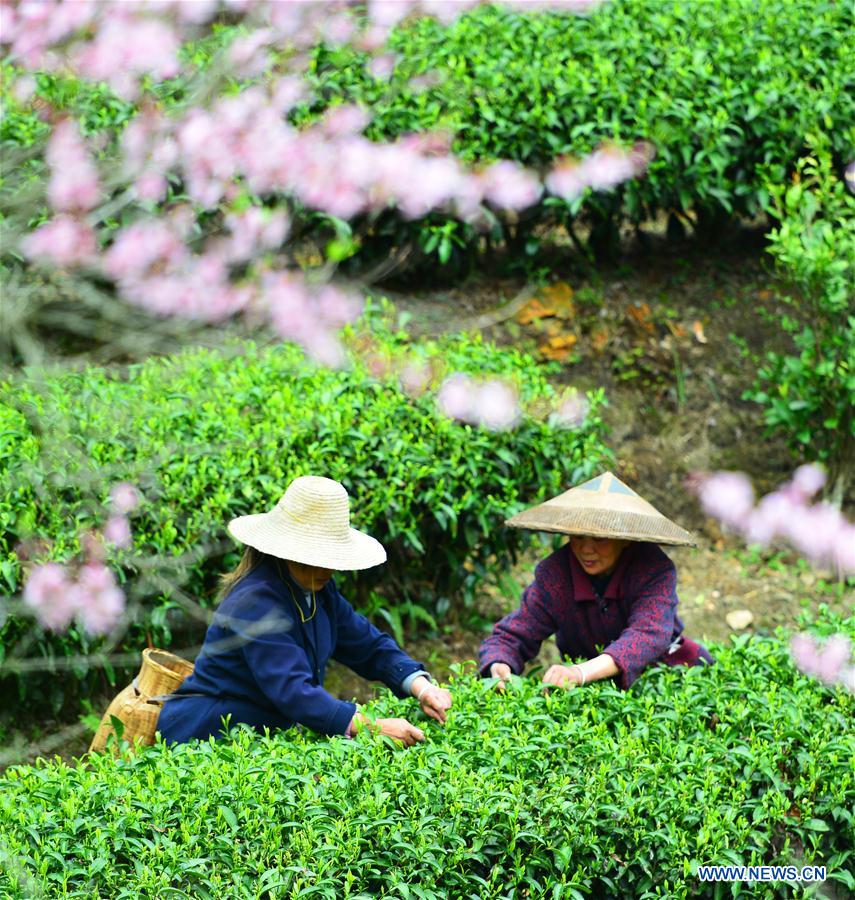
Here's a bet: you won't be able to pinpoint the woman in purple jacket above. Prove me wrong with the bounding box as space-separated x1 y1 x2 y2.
158 476 451 746
479 472 714 690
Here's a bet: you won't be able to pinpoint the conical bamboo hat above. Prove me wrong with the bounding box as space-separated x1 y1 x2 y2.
505 471 696 546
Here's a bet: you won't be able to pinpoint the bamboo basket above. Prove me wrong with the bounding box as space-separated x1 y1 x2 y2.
89 648 194 754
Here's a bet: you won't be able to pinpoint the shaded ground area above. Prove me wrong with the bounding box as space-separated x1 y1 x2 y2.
4 234 853 766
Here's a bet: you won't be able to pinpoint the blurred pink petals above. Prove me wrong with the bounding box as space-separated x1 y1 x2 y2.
790 633 853 690
22 216 97 268
110 482 140 514
437 374 520 429
22 560 125 635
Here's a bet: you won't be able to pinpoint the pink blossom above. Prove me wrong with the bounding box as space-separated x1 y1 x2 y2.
303 331 347 368
437 374 475 421
482 161 543 210
104 516 132 549
228 28 274 77
743 492 793 546
73 16 181 100
693 469 854 575
23 563 75 631
477 380 521 430
315 284 363 328
134 171 168 203
320 12 358 45
355 24 392 52
815 635 852 685
22 216 97 268
423 1 481 24
75 563 125 635
272 75 309 113
399 361 431 397
580 145 638 191
104 220 186 280
791 463 826 500
110 482 140 514
697 472 755 530
783 502 844 566
11 75 36 102
832 524 855 573
546 157 587 201
369 54 399 80
322 105 371 138
791 633 853 690
225 207 290 262
368 0 413 28
46 120 101 213
552 391 590 428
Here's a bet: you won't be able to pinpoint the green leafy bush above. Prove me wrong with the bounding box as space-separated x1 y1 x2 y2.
1 616 852 898
296 0 854 265
0 306 609 713
745 137 855 501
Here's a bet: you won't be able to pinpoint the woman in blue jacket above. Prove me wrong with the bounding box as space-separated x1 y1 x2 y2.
157 476 451 747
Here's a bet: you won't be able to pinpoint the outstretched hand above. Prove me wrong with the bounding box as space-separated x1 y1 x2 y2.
418 685 453 724
352 713 424 747
489 662 513 691
542 664 583 689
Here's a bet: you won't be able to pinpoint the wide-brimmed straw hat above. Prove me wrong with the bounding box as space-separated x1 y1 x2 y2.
228 476 386 570
505 471 696 546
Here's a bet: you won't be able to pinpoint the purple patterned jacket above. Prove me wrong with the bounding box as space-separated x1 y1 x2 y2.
479 541 695 689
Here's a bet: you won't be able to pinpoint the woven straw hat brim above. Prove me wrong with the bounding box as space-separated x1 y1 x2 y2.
505 507 696 547
504 471 697 547
228 512 387 570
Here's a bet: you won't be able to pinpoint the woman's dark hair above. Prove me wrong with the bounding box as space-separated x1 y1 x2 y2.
217 545 263 602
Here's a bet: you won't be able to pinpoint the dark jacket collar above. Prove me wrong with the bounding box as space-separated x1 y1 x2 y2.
565 541 638 602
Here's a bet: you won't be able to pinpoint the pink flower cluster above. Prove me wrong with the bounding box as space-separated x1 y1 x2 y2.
23 562 125 635
10 0 640 361
550 389 591 429
437 374 521 430
263 273 363 366
790 634 854 692
694 465 854 575
22 119 100 268
20 482 140 634
546 142 657 200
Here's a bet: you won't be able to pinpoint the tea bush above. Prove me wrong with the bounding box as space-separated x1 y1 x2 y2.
0 305 609 712
297 0 854 265
1 615 852 899
745 138 855 502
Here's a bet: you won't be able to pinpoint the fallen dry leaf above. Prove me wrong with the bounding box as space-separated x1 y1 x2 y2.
590 325 611 353
627 301 655 333
665 321 688 340
691 320 708 343
516 298 556 325
539 333 578 361
541 282 575 319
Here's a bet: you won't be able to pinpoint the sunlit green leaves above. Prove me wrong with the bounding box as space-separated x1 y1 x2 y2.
1 618 852 898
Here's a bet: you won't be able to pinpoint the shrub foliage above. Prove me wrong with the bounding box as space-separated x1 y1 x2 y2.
1 618 852 898
0 309 609 712
297 0 854 265
746 137 855 501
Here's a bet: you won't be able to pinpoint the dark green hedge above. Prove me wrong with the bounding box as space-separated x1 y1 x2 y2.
1 615 852 898
297 0 854 263
0 307 609 712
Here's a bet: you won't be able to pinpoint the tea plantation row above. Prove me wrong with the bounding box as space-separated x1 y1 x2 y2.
1 616 852 898
0 309 609 714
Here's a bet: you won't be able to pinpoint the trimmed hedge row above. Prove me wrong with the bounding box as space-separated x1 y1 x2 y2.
0 307 609 712
298 0 854 263
1 615 852 898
